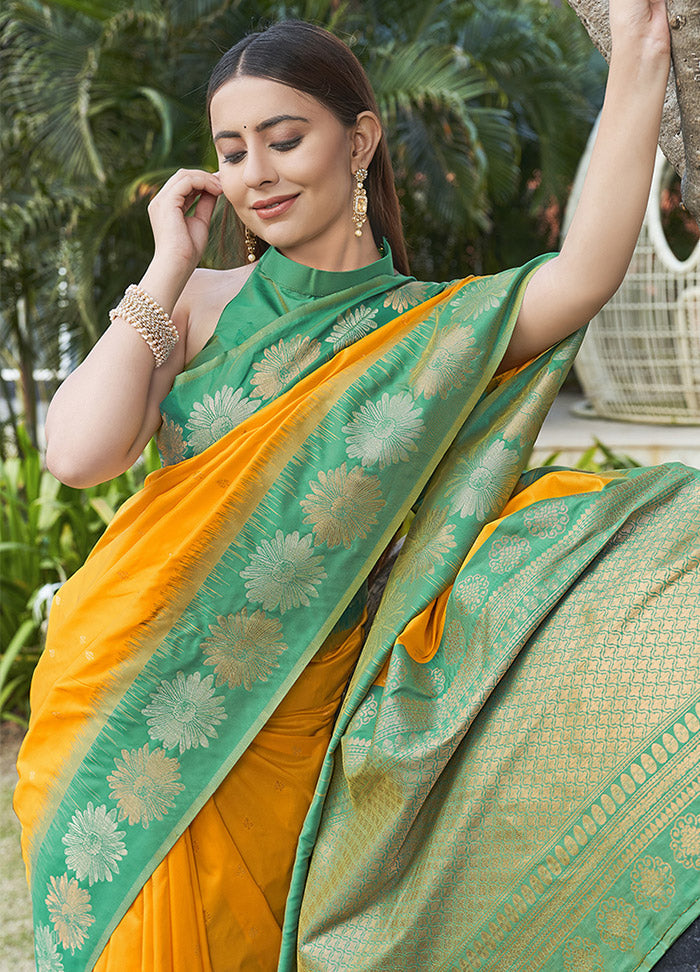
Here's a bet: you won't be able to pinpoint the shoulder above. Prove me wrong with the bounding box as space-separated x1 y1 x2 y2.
179 263 258 365
181 263 257 313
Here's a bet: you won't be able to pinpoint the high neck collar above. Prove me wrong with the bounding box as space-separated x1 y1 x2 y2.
256 241 395 297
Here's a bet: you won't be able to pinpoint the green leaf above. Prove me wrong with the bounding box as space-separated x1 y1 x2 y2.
89 496 115 525
135 87 174 165
39 0 123 18
0 617 37 694
594 438 642 470
0 672 30 715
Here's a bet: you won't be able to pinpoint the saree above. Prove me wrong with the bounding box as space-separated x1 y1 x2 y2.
13 243 699 971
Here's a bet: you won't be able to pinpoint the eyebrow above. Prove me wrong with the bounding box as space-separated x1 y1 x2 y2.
214 114 309 140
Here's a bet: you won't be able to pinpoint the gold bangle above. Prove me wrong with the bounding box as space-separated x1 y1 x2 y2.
109 285 179 367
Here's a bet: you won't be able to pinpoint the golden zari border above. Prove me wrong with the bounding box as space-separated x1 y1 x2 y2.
452 701 700 972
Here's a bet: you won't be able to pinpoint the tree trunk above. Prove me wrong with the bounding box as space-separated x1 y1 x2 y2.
15 292 38 451
567 0 700 222
667 0 700 218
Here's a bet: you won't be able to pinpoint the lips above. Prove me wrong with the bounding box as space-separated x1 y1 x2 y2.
252 194 299 219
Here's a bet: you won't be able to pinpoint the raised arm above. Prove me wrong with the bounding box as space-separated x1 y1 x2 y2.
499 0 671 372
44 169 223 487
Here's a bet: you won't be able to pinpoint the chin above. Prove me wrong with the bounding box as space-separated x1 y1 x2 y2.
253 226 298 250
255 215 344 255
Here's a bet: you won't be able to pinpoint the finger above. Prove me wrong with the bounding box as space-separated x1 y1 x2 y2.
165 169 223 203
183 181 223 215
191 190 219 227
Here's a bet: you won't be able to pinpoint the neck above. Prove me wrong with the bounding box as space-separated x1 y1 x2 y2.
278 231 382 272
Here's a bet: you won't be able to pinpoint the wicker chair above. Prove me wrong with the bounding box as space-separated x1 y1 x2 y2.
563 127 700 425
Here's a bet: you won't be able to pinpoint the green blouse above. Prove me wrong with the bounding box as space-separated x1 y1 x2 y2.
157 244 444 466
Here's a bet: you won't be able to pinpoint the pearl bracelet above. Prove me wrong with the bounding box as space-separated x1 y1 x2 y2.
109 285 179 367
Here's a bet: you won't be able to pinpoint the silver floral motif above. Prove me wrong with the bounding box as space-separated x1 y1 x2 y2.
443 620 483 686
186 386 259 453
201 608 287 689
34 924 65 972
378 729 425 757
393 507 456 582
446 440 521 522
62 802 127 885
348 694 378 735
502 380 558 445
45 874 94 954
156 416 187 466
107 744 184 828
523 499 570 539
326 305 380 351
251 334 321 399
301 463 384 548
447 271 514 322
240 530 326 612
443 619 466 664
384 647 408 691
488 534 531 574
411 324 477 399
383 282 431 312
429 667 446 695
343 392 424 469
142 671 227 754
452 572 490 613
343 736 372 766
372 589 410 648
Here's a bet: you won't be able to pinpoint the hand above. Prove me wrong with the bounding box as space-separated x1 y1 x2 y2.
147 168 224 280
609 0 671 60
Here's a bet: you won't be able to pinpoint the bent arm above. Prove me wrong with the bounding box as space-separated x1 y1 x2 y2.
44 169 223 487
44 266 190 487
499 0 671 372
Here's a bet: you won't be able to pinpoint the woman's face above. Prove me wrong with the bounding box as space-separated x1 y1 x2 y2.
210 75 371 268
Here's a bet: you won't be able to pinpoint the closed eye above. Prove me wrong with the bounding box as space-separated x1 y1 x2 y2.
222 136 302 165
272 136 302 152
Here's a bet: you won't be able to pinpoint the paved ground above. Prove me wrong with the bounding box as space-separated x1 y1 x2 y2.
532 391 700 467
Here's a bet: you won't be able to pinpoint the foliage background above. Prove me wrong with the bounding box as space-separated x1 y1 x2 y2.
0 0 607 723
1 0 607 447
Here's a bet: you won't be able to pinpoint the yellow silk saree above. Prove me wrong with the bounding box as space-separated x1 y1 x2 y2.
14 245 700 971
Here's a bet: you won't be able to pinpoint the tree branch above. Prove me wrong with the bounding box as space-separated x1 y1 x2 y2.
567 0 699 221
667 0 700 218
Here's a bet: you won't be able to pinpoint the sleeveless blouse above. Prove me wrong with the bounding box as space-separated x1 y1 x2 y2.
157 244 442 466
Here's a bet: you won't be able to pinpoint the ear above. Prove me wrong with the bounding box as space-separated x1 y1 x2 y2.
350 111 383 170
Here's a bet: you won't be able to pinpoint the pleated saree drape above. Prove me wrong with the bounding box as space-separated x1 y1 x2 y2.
14 245 699 972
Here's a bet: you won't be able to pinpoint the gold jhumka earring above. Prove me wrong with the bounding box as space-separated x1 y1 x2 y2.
245 227 257 263
352 168 368 237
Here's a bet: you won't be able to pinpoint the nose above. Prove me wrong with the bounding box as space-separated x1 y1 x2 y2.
243 144 277 189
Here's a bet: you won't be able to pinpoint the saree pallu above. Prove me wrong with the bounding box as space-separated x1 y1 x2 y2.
283 462 700 971
13 246 699 971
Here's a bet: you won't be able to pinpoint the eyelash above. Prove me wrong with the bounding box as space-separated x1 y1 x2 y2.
223 136 302 164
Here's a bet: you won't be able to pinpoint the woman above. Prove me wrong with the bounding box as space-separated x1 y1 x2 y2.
14 4 699 971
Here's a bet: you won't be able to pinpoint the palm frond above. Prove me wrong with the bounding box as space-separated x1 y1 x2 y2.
371 42 494 124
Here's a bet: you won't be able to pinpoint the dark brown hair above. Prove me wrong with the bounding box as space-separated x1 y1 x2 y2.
207 20 410 275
